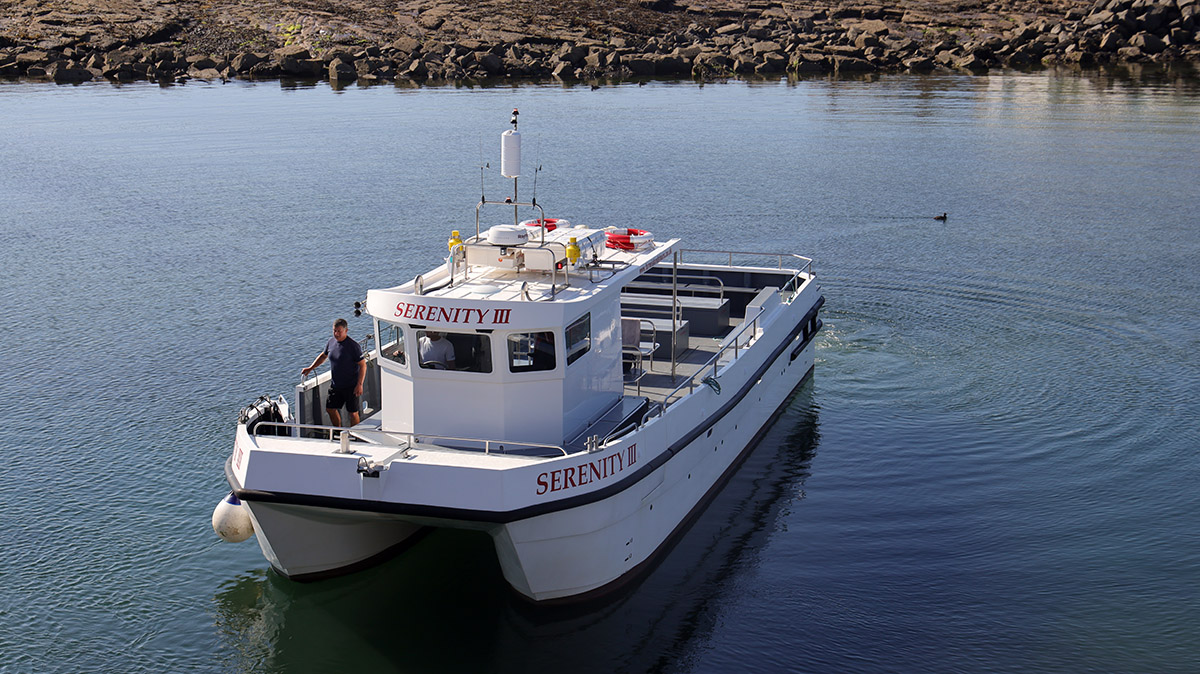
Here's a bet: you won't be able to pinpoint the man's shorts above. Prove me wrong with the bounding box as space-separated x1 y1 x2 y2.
326 387 360 414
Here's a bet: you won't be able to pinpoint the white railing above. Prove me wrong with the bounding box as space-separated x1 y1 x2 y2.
251 421 568 457
657 305 767 410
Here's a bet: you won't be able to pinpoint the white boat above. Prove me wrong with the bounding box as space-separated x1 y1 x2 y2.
215 111 825 603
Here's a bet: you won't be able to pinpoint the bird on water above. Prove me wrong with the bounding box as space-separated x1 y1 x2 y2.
934 213 947 221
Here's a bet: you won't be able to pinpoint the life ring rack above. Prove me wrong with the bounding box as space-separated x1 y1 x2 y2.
605 228 654 251
519 217 571 232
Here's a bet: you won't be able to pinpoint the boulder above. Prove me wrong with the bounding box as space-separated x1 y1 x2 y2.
186 55 217 70
47 62 92 83
1099 30 1127 50
279 56 322 77
790 53 829 72
833 55 876 72
329 58 357 81
551 61 576 79
903 56 935 71
857 19 891 35
273 45 311 61
751 40 783 55
755 54 788 73
652 55 689 74
231 52 262 73
1130 31 1167 52
626 57 656 75
16 50 49 65
404 58 428 79
477 51 502 74
954 53 989 71
190 67 222 80
391 37 420 55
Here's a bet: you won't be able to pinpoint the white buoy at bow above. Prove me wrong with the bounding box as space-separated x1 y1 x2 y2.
212 491 254 542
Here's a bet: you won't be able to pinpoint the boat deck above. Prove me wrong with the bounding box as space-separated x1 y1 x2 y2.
623 317 743 403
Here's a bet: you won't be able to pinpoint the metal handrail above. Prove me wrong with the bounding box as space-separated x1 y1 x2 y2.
251 421 568 457
657 305 767 410
678 249 814 275
621 345 649 396
253 421 351 441
625 273 725 301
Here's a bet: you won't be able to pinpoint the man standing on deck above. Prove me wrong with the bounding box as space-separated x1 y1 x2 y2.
301 318 366 427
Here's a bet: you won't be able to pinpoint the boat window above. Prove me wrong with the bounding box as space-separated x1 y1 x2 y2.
566 313 591 365
508 331 556 373
379 321 406 366
416 330 492 373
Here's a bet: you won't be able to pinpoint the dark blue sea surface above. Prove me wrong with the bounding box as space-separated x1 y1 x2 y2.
1 70 1198 673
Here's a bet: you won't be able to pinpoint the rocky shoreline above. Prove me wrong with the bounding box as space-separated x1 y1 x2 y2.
1 0 1197 85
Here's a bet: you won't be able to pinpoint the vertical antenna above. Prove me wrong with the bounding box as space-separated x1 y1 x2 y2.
501 108 521 226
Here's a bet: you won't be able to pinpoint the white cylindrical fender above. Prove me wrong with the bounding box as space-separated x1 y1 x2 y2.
501 129 521 178
212 492 254 543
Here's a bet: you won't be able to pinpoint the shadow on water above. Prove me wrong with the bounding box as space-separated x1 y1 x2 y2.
212 382 821 674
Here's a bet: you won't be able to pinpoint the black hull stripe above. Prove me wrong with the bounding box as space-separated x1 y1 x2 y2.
230 296 824 523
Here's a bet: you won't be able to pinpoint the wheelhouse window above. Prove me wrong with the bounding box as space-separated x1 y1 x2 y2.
379 321 407 366
566 313 591 365
508 331 556 373
417 329 492 373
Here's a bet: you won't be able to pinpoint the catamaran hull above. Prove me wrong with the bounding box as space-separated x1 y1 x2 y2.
244 501 426 581
232 314 817 600
494 330 816 601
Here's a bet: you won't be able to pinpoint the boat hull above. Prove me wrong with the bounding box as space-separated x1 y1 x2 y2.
494 332 817 601
244 501 426 581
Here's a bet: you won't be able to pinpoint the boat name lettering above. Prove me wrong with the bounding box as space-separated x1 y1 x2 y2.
639 248 671 274
536 444 637 495
393 302 512 325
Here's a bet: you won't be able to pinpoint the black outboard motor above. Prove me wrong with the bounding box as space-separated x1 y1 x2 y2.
239 395 290 436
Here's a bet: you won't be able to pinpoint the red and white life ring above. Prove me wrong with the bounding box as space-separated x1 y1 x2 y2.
606 228 654 250
520 218 571 232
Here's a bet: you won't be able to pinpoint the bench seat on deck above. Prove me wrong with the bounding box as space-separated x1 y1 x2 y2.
631 316 689 358
620 293 730 336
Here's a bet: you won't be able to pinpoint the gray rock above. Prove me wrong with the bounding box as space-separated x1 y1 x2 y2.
186 55 217 70
194 67 223 80
231 52 262 73
653 55 689 74
857 19 891 35
329 58 357 81
790 53 829 72
391 37 420 55
47 62 92 83
833 55 876 72
404 59 428 79
755 54 788 73
1130 31 1167 51
903 56 935 71
752 40 783 55
279 57 322 77
855 33 881 49
626 57 656 75
273 45 311 61
551 61 576 79
1100 30 1127 50
16 50 49 65
477 52 502 74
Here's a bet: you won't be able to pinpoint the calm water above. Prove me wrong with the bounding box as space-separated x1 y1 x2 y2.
1 70 1199 673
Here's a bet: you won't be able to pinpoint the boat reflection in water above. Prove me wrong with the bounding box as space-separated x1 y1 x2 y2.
212 383 820 673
